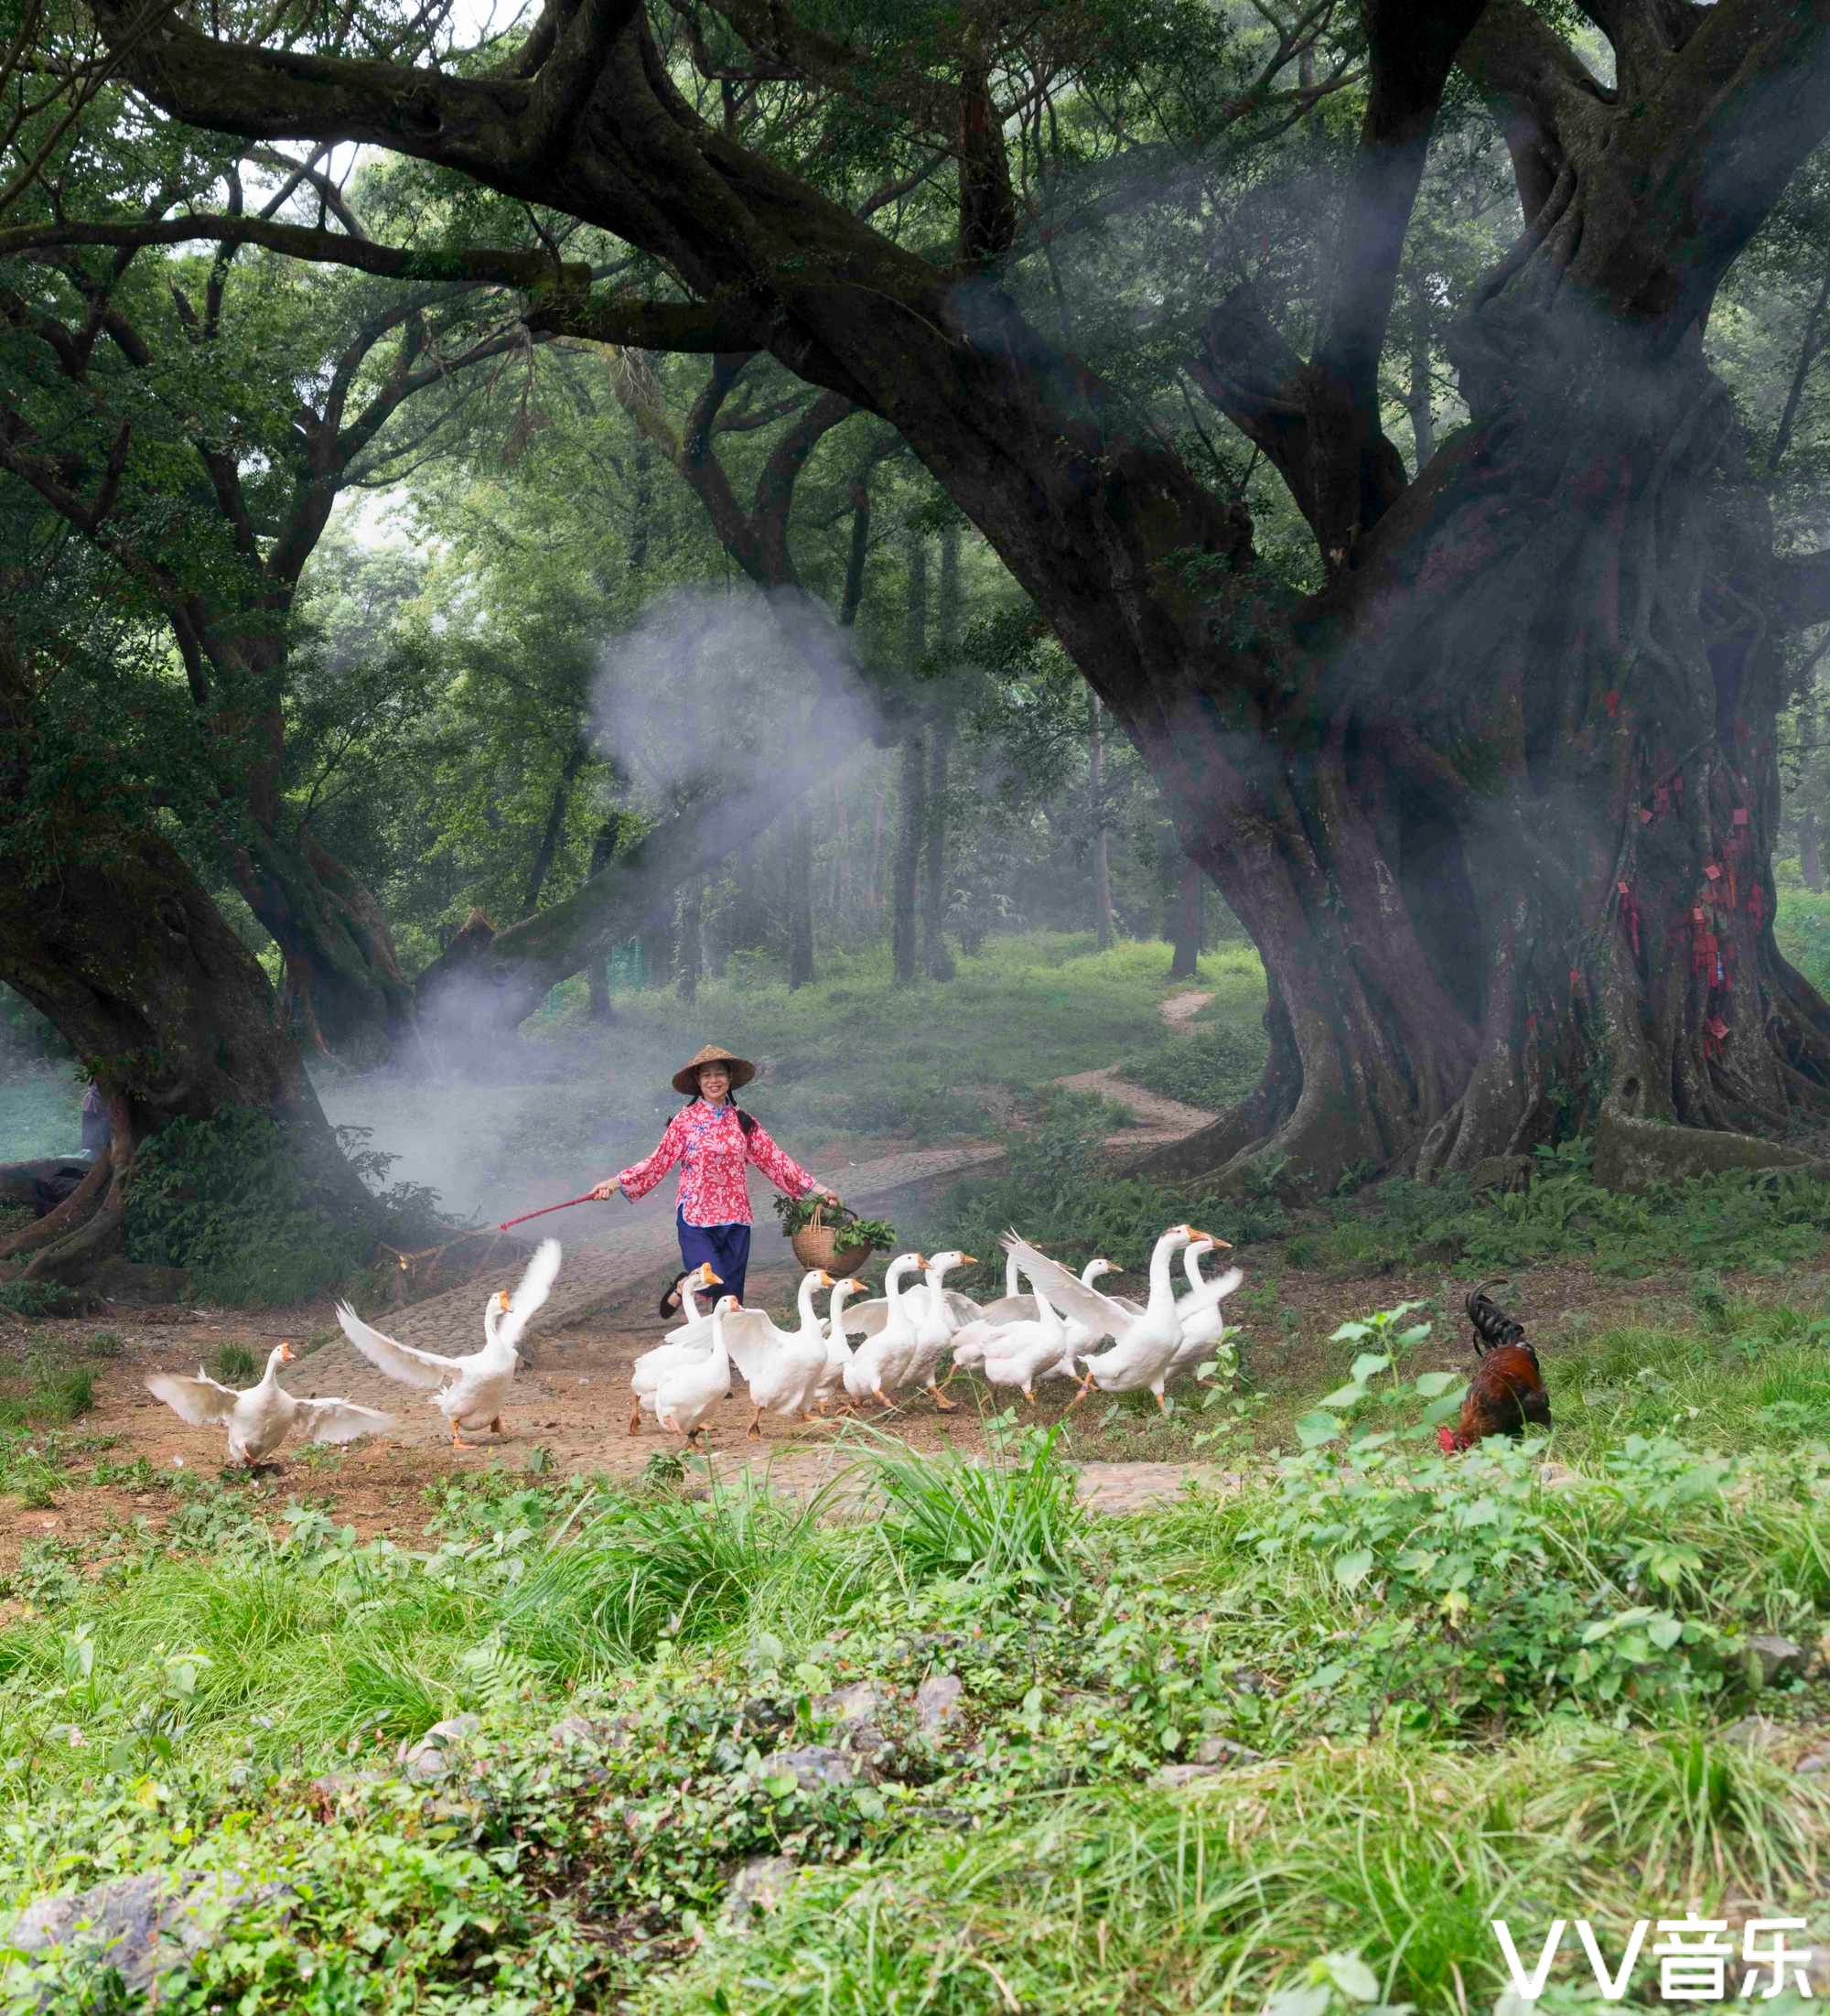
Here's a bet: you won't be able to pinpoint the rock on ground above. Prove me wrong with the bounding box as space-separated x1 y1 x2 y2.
397 1712 482 1782
1 1870 289 2005
721 1856 799 1930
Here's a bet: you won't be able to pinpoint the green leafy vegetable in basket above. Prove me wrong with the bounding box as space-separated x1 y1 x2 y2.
773 1193 896 1251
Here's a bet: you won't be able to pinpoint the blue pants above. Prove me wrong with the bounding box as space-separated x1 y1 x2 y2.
677 1211 751 1304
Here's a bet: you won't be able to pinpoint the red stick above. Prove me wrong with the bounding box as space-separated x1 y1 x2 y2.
497 1191 604 1232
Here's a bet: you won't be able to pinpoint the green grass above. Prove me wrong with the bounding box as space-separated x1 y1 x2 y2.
4 1299 1830 2011
1777 886 1830 1004
214 1342 259 1383
0 1347 96 1432
1115 1011 1268 1111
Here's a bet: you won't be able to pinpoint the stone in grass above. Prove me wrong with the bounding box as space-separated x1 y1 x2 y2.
720 1856 799 1931
1794 1749 1830 1776
306 1771 387 1817
1 1871 290 2007
815 1682 895 1755
756 1745 869 1792
396 1713 482 1783
914 1674 964 1737
1155 1738 1264 1788
1747 1636 1810 1690
546 1713 635 1754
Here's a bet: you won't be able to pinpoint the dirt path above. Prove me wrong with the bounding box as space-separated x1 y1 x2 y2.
1 991 1255 1565
1054 1064 1217 1144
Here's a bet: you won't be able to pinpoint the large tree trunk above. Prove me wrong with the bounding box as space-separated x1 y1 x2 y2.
1143 327 1830 1191
86 0 1830 1194
233 821 415 1065
0 821 371 1283
1168 857 1201 982
1090 695 1115 952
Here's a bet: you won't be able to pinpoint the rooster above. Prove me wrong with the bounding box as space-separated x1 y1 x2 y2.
1437 1281 1551 1453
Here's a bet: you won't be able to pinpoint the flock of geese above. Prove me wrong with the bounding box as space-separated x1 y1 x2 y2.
144 1225 1243 1462
626 1220 1241 1446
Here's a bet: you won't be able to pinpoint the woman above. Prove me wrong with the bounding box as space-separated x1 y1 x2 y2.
590 1044 837 1313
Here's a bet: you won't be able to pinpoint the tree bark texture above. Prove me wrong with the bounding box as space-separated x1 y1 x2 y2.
1090 695 1115 952
1169 858 1202 982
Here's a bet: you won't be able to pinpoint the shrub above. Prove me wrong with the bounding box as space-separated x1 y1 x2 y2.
1116 1019 1267 1109
124 1107 377 1306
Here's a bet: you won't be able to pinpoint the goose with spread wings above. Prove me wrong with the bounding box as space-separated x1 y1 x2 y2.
146 1342 394 1468
1000 1225 1226 1413
334 1237 562 1449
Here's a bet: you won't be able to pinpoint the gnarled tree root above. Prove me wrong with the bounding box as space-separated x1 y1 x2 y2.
1592 1102 1830 1193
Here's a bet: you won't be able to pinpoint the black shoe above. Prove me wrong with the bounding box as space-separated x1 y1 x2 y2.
658 1272 688 1319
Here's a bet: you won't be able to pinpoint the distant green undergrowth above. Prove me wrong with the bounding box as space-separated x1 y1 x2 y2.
1297 1139 1830 1279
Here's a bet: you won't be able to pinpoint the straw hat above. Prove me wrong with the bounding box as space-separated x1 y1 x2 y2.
672 1043 757 1096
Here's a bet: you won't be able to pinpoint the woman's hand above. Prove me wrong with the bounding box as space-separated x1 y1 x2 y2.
587 1179 620 1202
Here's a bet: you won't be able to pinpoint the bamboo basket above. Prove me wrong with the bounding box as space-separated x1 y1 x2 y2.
788 1199 872 1277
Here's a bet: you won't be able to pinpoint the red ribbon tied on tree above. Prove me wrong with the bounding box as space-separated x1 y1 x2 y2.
1604 690 1620 720
1748 884 1767 927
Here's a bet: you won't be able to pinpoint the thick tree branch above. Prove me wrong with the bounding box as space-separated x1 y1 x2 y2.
1300 0 1487 566
1189 286 1318 531
0 210 583 289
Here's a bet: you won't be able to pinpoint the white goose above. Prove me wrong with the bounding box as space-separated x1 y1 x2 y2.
980 1273 1071 1405
1166 1240 1244 1384
949 1255 1122 1373
718 1269 837 1438
335 1237 562 1449
842 1251 926 1407
814 1275 867 1408
652 1295 740 1446
1003 1224 1221 1414
146 1343 394 1468
901 1250 979 1409
627 1261 724 1432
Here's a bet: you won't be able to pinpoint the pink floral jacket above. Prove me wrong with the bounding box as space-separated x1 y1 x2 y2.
614 1101 820 1227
